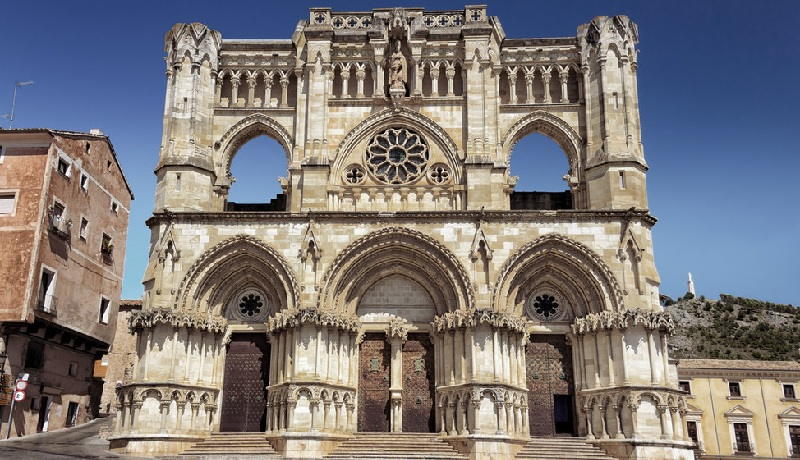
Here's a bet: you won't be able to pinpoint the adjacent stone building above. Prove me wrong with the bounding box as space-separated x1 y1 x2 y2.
109 6 693 459
677 359 800 458
0 129 133 436
99 299 143 415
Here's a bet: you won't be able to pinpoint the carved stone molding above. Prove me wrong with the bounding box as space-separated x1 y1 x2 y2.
128 308 228 334
571 309 675 335
431 309 527 334
266 308 360 334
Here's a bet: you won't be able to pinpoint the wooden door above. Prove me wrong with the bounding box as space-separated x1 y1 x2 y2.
219 333 269 432
526 334 575 436
402 333 435 432
358 332 391 432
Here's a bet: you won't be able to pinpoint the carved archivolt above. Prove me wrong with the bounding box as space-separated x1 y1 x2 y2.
332 107 463 182
174 235 299 314
493 233 624 315
571 308 675 335
317 226 474 314
501 110 583 173
214 113 294 174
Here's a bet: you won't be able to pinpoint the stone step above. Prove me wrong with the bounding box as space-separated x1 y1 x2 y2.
516 437 614 460
322 432 467 460
178 432 280 458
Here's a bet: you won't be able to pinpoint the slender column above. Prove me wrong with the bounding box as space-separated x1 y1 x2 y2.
340 64 351 98
286 328 294 380
559 67 569 103
159 401 169 433
509 333 518 386
577 68 585 103
524 67 535 103
349 333 358 386
588 334 600 387
646 329 658 385
430 62 441 97
585 407 595 440
336 330 344 384
542 67 552 103
279 73 289 107
670 407 682 440
614 328 629 384
183 329 191 382
598 405 609 439
269 333 278 383
230 75 240 107
628 404 639 438
605 330 615 386
169 328 179 380
497 402 506 434
355 64 366 98
457 400 467 435
508 68 518 104
658 406 673 439
465 328 475 382
492 328 501 382
214 77 222 105
454 329 464 383
660 332 671 385
262 73 273 107
143 328 153 380
445 331 455 385
246 75 257 106
197 331 206 384
446 63 455 96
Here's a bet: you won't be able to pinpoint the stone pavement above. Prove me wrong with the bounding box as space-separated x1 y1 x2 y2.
0 416 143 460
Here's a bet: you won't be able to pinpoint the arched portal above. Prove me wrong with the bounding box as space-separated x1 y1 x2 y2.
494 234 624 437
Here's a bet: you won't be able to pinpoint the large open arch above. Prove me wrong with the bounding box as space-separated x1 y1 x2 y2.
214 114 294 177
492 233 624 317
173 235 299 316
501 111 582 170
318 227 473 316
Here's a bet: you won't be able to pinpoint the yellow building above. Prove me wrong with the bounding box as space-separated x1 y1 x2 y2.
677 359 800 458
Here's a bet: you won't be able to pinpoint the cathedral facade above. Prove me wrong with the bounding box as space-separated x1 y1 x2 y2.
109 6 693 459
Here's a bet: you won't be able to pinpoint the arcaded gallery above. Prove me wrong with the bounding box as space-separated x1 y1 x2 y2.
109 6 694 460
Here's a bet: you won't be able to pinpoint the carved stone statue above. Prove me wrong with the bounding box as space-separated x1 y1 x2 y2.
388 40 407 92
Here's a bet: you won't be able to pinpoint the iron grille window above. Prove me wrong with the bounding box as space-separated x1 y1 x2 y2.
679 381 691 394
785 384 796 399
790 425 800 457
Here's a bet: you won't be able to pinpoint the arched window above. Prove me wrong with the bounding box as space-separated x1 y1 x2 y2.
226 135 287 211
509 132 573 210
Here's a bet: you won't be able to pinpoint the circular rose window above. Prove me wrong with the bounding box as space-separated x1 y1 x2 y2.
525 292 566 321
365 128 429 184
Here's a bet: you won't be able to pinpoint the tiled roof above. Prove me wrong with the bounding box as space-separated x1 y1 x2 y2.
678 358 800 371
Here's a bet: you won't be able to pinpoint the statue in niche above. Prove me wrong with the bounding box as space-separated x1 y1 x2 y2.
388 40 407 93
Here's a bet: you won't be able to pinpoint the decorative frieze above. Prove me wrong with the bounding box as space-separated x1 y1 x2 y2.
266 308 360 334
432 309 527 334
128 308 228 334
571 309 675 335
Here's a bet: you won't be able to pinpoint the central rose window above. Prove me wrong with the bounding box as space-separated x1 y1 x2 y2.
366 128 429 184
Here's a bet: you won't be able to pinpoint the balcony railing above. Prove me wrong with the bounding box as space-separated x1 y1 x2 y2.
36 294 58 316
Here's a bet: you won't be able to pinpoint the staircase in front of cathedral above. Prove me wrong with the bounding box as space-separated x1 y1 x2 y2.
515 437 616 459
322 432 467 459
176 432 280 459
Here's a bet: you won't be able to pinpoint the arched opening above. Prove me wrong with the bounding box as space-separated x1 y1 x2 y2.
226 135 287 211
356 275 436 433
510 132 574 210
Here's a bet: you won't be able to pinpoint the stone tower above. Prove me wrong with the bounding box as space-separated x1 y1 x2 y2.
110 7 693 460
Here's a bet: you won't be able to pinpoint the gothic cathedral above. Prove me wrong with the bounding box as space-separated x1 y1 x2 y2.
110 6 694 460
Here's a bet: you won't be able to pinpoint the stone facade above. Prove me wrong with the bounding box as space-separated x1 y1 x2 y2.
109 7 693 459
677 359 800 458
0 129 133 437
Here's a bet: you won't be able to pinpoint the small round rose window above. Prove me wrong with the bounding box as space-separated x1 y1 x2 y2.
365 128 429 184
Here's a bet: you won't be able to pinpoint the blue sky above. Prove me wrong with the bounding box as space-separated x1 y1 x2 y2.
2 1 798 304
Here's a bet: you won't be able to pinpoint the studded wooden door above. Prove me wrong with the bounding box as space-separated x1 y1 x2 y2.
219 333 269 432
526 334 575 436
402 333 435 432
358 332 391 432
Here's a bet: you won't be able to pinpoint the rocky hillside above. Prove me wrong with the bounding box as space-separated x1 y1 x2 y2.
666 294 800 361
